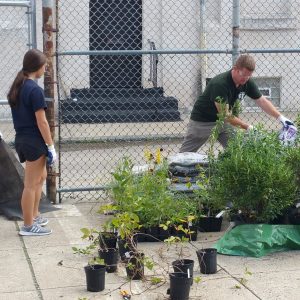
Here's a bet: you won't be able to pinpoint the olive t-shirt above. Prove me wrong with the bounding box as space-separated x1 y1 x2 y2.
191 70 262 122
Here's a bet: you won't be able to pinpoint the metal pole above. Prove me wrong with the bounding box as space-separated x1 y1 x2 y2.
57 49 231 56
42 0 57 203
199 0 207 94
232 0 240 65
0 1 30 7
30 0 37 49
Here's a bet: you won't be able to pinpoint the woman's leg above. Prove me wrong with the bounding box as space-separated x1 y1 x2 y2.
21 155 46 226
33 163 47 219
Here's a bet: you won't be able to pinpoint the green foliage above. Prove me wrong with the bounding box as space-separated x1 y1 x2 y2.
295 113 300 128
194 276 202 284
110 211 141 239
151 277 163 285
88 257 105 266
72 228 99 255
210 129 297 222
109 151 198 228
284 144 300 189
193 167 225 215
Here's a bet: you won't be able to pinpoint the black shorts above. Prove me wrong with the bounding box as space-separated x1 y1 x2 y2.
15 135 47 163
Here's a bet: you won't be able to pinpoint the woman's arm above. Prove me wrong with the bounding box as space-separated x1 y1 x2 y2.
35 109 53 145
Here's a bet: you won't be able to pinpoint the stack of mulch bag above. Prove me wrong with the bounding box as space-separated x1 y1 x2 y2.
167 152 209 193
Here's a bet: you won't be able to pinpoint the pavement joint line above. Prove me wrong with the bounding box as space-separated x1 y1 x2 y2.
189 240 262 299
15 221 44 300
219 266 262 299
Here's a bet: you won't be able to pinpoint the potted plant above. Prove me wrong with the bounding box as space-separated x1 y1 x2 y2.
189 169 224 232
107 210 140 260
169 272 192 300
124 251 145 280
72 231 106 292
72 227 119 275
95 220 118 249
98 247 118 273
164 231 194 299
210 128 298 224
84 258 106 292
196 248 217 274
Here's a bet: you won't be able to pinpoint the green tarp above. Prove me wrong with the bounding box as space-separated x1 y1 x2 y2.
215 224 300 258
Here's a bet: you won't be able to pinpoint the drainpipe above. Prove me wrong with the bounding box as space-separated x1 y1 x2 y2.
232 0 240 65
42 0 57 203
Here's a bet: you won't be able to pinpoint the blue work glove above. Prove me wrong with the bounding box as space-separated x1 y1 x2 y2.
278 115 294 127
47 144 57 166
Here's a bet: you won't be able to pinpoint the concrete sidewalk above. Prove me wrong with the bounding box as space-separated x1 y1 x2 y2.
1 200 300 300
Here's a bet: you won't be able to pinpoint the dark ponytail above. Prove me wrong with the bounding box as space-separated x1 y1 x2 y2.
7 70 26 108
7 49 47 108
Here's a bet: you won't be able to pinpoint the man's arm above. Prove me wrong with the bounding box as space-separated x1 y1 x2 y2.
214 102 251 130
255 96 280 118
256 96 294 126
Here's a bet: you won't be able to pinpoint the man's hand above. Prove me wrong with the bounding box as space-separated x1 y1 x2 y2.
247 125 254 131
47 144 57 166
278 115 294 127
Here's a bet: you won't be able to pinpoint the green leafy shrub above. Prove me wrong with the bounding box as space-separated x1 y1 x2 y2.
109 150 198 228
209 129 297 223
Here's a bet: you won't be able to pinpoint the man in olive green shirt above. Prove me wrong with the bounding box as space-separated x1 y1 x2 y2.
180 54 294 152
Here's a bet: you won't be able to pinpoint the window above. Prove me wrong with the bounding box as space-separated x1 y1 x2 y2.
244 77 281 109
240 0 296 30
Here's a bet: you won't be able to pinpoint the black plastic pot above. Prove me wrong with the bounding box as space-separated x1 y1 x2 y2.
288 206 300 225
187 225 198 241
98 248 118 273
158 226 171 241
198 216 223 232
172 259 194 285
136 227 147 242
169 272 192 300
117 237 137 261
196 248 217 274
99 232 117 249
125 252 144 280
84 264 106 292
145 226 160 242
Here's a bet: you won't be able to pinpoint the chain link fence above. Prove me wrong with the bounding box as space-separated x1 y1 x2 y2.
56 0 300 202
0 0 37 142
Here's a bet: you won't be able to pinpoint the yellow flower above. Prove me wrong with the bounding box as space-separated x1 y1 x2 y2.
155 148 162 164
144 149 152 162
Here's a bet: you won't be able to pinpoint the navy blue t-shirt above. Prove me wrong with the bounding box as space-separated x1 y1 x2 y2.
11 79 47 137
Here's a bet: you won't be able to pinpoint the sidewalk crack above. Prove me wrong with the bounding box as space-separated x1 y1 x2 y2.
15 222 44 300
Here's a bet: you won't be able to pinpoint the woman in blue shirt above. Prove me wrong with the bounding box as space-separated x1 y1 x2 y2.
8 49 56 236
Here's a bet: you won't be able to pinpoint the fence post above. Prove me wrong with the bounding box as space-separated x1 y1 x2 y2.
42 0 57 203
232 0 240 65
199 0 207 94
30 0 37 49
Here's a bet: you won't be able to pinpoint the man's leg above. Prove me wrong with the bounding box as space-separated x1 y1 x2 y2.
217 124 235 147
179 120 215 152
